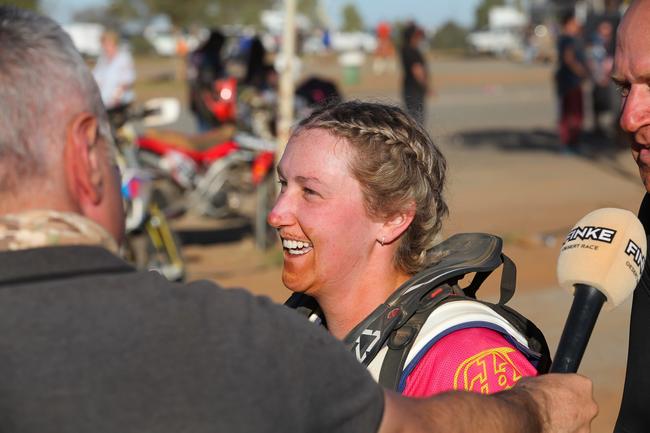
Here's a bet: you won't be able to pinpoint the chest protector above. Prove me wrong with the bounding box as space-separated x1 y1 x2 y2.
285 233 552 391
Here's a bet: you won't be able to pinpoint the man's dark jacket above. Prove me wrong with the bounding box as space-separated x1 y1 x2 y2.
615 193 650 433
0 245 383 433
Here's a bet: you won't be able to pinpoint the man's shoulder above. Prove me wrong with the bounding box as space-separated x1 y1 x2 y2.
0 247 385 432
0 245 299 327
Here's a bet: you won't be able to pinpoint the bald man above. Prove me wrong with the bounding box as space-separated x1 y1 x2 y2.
612 1 650 432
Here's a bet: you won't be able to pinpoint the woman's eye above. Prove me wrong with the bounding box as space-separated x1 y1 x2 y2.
278 179 287 192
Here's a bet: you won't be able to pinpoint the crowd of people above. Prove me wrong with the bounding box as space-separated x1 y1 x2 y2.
2 1 650 432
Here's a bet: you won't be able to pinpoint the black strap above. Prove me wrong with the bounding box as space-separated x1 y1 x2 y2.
378 286 455 390
462 253 516 304
377 253 520 392
498 253 517 304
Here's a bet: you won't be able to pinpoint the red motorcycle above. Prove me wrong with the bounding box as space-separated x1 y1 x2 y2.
136 126 277 249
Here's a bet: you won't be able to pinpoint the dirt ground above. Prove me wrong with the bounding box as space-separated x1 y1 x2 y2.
136 53 645 432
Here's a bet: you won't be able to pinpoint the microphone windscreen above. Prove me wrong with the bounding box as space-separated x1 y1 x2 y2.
557 208 647 310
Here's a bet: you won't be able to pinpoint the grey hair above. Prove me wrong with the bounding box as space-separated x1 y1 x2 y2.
0 6 112 192
294 100 448 275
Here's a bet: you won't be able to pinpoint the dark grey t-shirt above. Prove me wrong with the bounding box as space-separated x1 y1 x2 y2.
0 246 384 433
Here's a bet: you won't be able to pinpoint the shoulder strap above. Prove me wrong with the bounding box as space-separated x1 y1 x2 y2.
378 260 551 391
343 233 508 367
378 285 457 390
284 233 534 373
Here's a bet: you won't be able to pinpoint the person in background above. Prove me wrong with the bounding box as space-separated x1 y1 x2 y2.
373 21 395 75
187 29 227 131
243 35 268 89
92 29 135 110
554 11 588 152
400 22 430 126
586 20 615 136
0 6 597 433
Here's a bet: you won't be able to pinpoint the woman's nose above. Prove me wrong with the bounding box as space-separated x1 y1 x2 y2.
267 191 293 228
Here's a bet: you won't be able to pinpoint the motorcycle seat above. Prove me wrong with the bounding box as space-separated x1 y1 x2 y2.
137 126 239 165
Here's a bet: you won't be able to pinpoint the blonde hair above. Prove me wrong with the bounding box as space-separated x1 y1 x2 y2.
294 100 448 274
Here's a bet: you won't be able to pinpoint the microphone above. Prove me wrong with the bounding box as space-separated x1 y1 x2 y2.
551 208 647 373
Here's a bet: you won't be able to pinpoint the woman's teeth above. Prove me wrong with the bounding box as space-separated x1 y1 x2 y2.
282 239 313 255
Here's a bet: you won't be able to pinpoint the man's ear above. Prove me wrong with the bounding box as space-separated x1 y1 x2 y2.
380 202 416 244
64 112 103 207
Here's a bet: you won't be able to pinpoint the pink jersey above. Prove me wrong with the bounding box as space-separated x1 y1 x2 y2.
402 327 538 397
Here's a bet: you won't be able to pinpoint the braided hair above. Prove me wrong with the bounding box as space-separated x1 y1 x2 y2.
294 100 448 274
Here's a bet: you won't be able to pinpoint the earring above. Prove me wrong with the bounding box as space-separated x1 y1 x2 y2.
379 236 386 246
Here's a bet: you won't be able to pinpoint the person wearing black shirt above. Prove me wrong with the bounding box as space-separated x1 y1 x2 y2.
400 23 429 126
612 2 650 431
555 11 588 151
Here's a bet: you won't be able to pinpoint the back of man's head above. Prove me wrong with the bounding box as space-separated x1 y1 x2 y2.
0 6 110 196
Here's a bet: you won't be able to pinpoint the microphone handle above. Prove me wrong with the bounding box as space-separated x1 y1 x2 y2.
550 284 607 373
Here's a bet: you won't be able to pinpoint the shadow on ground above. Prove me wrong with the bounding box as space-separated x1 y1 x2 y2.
452 127 639 184
176 222 252 246
453 127 626 154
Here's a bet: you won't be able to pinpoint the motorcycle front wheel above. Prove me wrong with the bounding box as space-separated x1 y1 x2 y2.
254 172 278 250
124 204 186 282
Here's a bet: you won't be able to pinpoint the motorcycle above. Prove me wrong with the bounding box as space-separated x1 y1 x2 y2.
109 101 187 281
133 106 277 250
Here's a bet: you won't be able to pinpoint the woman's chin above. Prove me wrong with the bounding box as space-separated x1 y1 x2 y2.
282 270 313 295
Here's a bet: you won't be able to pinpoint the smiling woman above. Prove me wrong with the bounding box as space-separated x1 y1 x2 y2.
268 100 548 397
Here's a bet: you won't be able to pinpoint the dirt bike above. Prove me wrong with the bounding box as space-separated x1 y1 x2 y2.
134 118 277 250
109 102 187 281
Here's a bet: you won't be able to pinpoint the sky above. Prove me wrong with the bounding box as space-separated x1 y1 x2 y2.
321 0 482 31
43 0 483 30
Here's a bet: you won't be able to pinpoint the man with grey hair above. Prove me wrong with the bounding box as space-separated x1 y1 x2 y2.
0 6 597 433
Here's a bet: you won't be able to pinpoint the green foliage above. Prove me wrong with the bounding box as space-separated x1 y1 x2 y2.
107 0 142 21
89 0 275 30
298 0 321 27
341 3 363 32
144 0 213 27
474 0 505 30
207 0 274 27
129 34 156 55
1 0 40 11
74 0 142 27
431 21 469 51
73 6 110 23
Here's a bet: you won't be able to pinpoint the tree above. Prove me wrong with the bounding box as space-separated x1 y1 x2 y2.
107 0 144 22
208 0 273 27
144 0 213 27
298 0 322 27
431 21 469 51
474 0 505 30
341 3 363 32
73 6 109 24
138 0 272 28
73 0 145 27
2 0 40 11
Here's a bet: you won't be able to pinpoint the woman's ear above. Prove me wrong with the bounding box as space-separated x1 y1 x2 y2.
381 201 416 244
64 112 103 207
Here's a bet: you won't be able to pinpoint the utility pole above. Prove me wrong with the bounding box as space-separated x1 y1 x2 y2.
277 0 297 159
